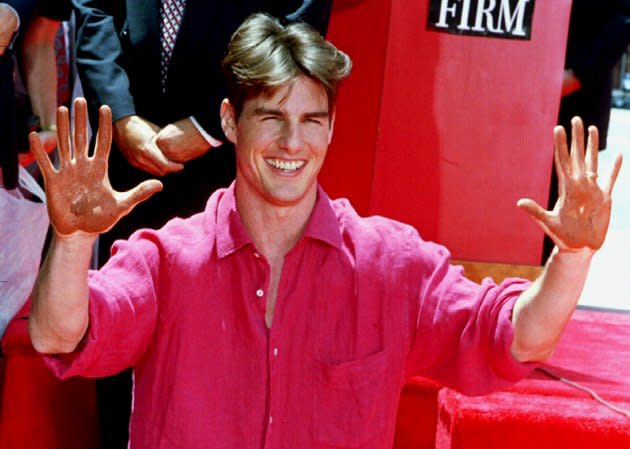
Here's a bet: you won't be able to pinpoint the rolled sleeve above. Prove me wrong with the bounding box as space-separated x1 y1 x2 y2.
43 232 162 379
406 238 537 395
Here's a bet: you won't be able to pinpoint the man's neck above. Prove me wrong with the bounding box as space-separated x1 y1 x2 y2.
235 182 317 261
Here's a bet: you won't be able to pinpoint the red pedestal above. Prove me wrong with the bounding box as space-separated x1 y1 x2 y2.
0 304 100 449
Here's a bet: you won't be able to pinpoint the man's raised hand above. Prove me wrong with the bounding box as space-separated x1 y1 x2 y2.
517 117 622 252
30 97 163 236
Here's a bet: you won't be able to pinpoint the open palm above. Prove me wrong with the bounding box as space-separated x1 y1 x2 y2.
30 98 163 236
518 117 622 251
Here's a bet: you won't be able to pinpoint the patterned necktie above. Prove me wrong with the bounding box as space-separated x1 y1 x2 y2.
160 0 186 92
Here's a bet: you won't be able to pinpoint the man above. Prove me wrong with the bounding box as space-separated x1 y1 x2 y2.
73 3 332 445
30 14 622 449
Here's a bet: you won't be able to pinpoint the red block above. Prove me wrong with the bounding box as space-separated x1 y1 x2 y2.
0 304 100 449
436 389 630 449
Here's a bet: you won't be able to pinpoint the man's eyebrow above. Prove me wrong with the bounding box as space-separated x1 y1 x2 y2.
253 107 329 118
254 107 282 116
304 111 330 119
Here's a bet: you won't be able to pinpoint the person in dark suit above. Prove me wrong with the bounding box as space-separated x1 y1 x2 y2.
71 2 333 447
1 1 36 189
543 0 630 261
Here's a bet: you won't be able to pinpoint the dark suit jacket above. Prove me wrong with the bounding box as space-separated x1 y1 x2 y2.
0 0 37 189
559 0 630 149
72 0 333 258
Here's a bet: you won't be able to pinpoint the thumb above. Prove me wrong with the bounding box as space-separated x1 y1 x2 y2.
516 198 547 223
117 179 163 214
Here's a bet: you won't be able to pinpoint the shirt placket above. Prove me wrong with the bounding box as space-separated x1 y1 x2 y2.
251 248 277 446
262 248 294 449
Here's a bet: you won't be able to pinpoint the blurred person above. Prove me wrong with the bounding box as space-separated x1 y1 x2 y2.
0 1 71 339
544 0 630 261
30 14 622 449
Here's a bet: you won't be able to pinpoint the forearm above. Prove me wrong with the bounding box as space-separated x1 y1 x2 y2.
511 246 594 362
30 232 97 354
22 16 60 129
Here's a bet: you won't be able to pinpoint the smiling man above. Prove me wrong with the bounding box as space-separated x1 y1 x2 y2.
29 13 621 449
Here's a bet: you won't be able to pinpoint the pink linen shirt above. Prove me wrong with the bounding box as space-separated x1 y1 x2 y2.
46 183 533 449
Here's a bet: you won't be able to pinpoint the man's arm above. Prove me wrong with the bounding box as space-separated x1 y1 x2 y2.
29 98 162 354
512 117 622 362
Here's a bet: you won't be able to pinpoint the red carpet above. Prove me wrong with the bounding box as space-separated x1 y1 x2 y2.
395 308 630 449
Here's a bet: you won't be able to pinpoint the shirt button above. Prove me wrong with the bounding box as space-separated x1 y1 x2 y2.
269 415 273 425
256 289 264 298
254 252 260 259
273 347 279 357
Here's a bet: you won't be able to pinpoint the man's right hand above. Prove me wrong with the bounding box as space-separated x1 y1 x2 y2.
30 98 164 236
113 115 184 176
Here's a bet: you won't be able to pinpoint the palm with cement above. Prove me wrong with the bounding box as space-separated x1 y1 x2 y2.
518 117 622 251
30 98 163 236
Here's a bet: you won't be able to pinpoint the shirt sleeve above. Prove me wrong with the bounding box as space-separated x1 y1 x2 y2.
43 230 162 379
190 115 223 147
405 233 537 395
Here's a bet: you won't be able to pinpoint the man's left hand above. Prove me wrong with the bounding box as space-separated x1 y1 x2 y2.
517 116 622 251
155 118 211 164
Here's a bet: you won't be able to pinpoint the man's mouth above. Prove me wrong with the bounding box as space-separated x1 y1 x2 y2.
265 158 306 173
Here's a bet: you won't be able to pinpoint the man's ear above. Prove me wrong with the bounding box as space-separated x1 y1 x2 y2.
220 99 237 144
328 110 336 145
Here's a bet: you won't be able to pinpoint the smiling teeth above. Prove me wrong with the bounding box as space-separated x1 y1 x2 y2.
265 159 305 171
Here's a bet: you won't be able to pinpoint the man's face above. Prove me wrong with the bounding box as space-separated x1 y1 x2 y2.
221 75 334 208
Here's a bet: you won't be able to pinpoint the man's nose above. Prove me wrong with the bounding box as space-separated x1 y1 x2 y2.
279 123 303 154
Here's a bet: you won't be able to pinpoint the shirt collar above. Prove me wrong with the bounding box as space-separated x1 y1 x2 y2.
214 182 343 259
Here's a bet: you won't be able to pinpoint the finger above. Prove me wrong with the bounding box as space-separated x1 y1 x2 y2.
117 179 163 213
73 98 89 160
28 131 56 179
585 125 599 175
145 141 184 174
56 105 72 165
604 153 623 197
553 125 571 179
570 117 585 174
517 198 563 246
93 105 113 162
517 198 550 223
553 138 567 200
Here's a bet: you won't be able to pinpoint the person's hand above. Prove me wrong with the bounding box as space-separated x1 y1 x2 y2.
30 97 164 236
518 117 622 251
155 117 211 163
0 4 18 56
113 115 184 176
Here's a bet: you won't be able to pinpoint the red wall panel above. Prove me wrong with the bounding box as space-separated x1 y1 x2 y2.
324 0 572 264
